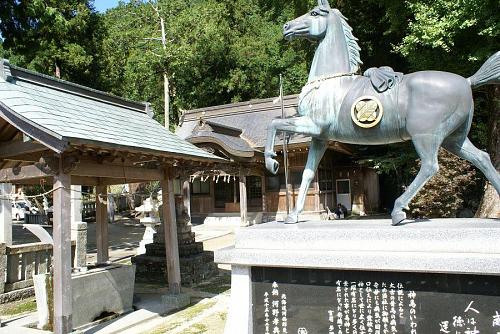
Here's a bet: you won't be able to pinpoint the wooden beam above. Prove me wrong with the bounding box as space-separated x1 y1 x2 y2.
0 164 53 182
71 176 151 186
0 140 47 158
52 163 72 333
72 161 163 180
70 176 99 186
95 184 109 264
161 170 181 294
3 151 48 163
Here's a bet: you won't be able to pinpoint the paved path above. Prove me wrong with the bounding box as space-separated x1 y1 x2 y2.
12 216 237 266
12 218 145 263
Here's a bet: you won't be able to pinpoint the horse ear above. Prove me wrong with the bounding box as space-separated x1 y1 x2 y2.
318 0 331 8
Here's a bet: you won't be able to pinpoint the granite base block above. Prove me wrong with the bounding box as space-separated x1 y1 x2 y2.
215 218 500 334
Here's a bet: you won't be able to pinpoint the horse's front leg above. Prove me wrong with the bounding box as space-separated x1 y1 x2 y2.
264 116 322 174
285 138 328 224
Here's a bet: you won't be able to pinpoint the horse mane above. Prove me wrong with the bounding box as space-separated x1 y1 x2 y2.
332 9 362 73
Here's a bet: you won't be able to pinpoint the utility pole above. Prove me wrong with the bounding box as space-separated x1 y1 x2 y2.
160 17 170 129
148 3 170 129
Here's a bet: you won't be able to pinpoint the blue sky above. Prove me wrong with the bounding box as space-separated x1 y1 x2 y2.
94 0 121 13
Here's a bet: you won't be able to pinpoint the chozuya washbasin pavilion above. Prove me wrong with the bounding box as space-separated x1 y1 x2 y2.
0 59 224 333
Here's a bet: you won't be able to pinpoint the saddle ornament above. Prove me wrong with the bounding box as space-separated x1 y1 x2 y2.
363 66 403 93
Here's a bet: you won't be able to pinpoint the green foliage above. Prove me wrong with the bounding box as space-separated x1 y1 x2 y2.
96 0 313 128
409 149 483 218
383 0 499 75
0 0 102 85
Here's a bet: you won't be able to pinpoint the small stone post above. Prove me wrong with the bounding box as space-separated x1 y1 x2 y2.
71 222 87 271
0 183 12 246
0 243 6 294
70 185 82 224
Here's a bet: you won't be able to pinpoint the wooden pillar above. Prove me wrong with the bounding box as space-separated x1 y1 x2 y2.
53 166 72 333
182 180 191 219
261 176 267 213
95 184 109 264
209 179 215 212
161 170 181 294
239 169 247 226
0 183 12 246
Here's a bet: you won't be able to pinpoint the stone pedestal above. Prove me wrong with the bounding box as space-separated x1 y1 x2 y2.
132 210 218 286
215 219 500 334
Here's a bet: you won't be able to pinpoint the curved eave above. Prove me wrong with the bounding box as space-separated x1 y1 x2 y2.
0 101 67 153
187 136 255 159
67 137 227 163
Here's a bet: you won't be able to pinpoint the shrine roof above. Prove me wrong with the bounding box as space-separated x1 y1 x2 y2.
0 59 223 162
177 95 353 156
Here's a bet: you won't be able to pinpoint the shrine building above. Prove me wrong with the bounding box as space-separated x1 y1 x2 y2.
176 94 381 225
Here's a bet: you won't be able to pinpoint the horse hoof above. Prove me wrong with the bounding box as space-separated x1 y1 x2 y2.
284 214 299 224
391 211 406 226
265 158 279 175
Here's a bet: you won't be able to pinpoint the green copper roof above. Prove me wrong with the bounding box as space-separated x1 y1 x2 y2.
0 59 222 161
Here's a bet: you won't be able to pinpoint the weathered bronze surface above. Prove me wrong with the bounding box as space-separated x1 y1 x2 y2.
264 0 500 225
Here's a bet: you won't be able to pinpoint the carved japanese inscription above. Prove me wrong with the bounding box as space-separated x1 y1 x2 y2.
252 267 500 334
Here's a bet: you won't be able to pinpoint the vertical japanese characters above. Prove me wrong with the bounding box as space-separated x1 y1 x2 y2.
328 280 411 334
264 282 289 334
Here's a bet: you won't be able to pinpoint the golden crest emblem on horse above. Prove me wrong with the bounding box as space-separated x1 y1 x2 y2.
351 96 383 128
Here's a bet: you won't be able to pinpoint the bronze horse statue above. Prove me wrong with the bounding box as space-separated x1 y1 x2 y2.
265 0 500 225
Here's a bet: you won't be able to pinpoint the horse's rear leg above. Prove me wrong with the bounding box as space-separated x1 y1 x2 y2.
285 139 328 224
391 135 442 225
443 137 500 194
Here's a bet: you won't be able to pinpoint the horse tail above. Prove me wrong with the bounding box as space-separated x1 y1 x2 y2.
467 51 500 88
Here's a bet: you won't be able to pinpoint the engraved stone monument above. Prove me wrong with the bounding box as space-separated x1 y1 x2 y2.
216 220 500 334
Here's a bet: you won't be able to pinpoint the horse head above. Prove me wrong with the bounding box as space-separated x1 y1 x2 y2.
283 0 362 79
283 0 333 41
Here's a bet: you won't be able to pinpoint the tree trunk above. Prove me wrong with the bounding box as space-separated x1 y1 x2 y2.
475 86 500 218
55 61 61 79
